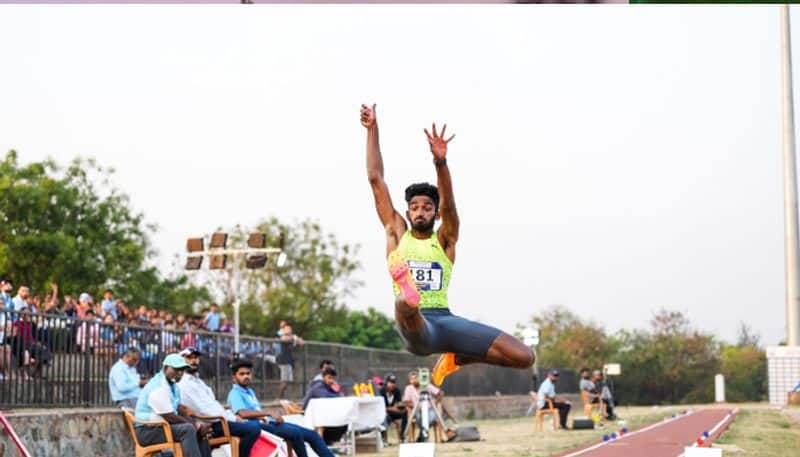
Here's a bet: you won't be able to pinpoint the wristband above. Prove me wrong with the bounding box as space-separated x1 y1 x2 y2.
434 158 447 167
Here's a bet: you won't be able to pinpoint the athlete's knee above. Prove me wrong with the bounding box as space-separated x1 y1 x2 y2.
516 345 535 369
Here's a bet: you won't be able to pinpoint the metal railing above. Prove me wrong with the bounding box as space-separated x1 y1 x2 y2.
0 309 539 408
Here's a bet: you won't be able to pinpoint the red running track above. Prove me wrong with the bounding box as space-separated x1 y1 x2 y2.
552 409 737 457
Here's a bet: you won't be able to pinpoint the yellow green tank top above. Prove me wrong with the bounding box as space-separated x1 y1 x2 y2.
393 230 453 309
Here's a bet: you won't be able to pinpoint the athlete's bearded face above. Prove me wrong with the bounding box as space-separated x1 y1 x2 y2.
406 195 437 233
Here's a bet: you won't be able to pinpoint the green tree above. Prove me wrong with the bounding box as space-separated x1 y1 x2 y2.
719 323 767 402
517 305 617 371
0 150 208 307
201 218 362 339
614 309 719 405
310 307 403 350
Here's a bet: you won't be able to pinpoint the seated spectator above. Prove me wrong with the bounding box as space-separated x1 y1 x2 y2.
537 369 571 430
177 348 260 457
309 359 341 394
379 374 408 443
402 371 443 440
227 358 335 457
591 369 618 420
109 347 147 409
135 353 212 457
579 367 599 417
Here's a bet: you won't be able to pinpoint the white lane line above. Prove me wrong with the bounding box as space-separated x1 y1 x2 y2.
558 410 696 457
675 408 739 457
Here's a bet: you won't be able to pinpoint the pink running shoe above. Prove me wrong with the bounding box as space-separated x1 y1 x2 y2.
387 251 420 306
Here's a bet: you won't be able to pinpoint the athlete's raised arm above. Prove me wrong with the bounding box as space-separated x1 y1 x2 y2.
424 123 459 259
362 103 407 251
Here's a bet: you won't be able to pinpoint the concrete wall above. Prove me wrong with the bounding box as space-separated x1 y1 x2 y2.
0 395 569 456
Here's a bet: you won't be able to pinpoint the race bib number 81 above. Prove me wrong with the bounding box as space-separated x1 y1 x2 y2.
408 261 443 291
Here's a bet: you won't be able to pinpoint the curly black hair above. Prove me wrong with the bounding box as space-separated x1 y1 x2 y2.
404 182 440 210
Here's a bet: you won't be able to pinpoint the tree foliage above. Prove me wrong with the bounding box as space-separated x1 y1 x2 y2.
0 150 208 307
200 218 364 339
518 307 766 405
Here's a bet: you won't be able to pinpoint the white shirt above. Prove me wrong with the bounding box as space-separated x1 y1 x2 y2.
177 371 236 422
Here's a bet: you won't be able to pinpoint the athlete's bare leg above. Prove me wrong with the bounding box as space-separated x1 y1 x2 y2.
394 297 425 334
454 333 534 369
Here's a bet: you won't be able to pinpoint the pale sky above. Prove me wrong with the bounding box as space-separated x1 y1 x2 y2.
0 5 795 345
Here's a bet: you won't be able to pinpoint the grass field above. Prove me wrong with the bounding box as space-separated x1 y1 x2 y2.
355 405 800 457
714 407 800 457
356 405 683 457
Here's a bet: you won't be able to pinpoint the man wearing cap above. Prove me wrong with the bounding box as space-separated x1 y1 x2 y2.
134 353 213 457
379 374 408 443
177 348 261 457
537 369 571 430
109 347 146 409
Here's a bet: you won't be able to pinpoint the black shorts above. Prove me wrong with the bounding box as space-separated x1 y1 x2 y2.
396 308 503 358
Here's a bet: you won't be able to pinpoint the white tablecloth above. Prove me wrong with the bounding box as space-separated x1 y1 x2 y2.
305 396 386 430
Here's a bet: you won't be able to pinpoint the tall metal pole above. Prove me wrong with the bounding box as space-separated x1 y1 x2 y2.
233 299 241 356
781 4 800 346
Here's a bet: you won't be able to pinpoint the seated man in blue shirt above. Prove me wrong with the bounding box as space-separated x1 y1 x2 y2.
109 347 146 409
227 359 335 457
537 369 571 430
177 347 261 457
135 353 213 457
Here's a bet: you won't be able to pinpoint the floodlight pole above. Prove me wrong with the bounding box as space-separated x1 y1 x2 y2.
782 4 800 346
233 299 241 356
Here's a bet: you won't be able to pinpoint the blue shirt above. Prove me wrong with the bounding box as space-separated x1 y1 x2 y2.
135 372 181 422
109 358 141 402
227 384 274 424
537 377 557 409
204 312 220 331
101 299 117 319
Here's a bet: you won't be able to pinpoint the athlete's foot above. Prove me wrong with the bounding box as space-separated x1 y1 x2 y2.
432 352 461 386
388 250 420 306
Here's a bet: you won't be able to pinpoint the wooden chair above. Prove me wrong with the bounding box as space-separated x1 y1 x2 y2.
122 408 184 457
580 390 604 420
184 407 240 457
530 392 558 432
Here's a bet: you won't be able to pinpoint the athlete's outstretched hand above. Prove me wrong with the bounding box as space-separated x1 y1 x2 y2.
361 104 377 128
424 123 455 160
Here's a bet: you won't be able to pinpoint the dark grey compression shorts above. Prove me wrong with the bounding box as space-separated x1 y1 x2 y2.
396 308 503 358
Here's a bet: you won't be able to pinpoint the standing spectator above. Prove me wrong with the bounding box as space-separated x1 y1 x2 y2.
537 369 571 430
219 318 233 333
181 322 198 349
176 313 189 331
76 309 100 353
116 299 130 321
203 304 221 332
12 285 29 313
277 319 287 337
61 295 77 318
134 354 212 457
0 279 13 310
379 374 408 443
177 348 261 457
101 289 117 320
227 359 336 457
276 323 304 399
109 347 147 409
11 307 50 378
0 310 9 380
77 293 92 319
